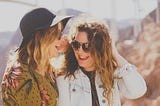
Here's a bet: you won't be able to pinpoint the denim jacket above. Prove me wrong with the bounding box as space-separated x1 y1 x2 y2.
56 64 147 106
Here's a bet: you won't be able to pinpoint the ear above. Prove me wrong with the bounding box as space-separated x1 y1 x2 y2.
58 22 63 32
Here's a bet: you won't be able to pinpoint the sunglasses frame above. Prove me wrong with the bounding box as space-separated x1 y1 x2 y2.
71 40 91 52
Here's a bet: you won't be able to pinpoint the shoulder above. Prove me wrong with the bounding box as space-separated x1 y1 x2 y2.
2 62 32 90
56 69 80 80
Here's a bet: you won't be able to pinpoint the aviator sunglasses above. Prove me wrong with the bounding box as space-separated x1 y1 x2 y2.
71 40 91 52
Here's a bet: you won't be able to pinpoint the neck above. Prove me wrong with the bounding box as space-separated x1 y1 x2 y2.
81 67 95 72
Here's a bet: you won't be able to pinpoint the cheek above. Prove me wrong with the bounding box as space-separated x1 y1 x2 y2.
88 56 94 64
50 46 56 53
49 45 58 58
73 50 79 60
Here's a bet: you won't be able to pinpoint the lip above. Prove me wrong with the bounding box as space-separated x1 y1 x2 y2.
55 45 61 51
78 55 89 61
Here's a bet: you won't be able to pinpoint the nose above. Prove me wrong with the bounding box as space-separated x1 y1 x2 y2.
77 45 84 53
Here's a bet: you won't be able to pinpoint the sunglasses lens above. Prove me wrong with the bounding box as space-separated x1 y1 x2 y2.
72 40 91 52
72 41 80 50
82 43 90 52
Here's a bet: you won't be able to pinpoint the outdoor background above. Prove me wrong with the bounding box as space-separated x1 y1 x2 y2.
0 0 160 106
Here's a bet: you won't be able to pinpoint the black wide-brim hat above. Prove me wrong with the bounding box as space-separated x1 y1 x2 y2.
20 7 72 41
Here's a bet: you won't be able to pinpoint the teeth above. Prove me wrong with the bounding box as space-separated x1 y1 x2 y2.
56 44 61 46
55 45 61 50
79 55 85 58
55 45 60 48
79 55 88 59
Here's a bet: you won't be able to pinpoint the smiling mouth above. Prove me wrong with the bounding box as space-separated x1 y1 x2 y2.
55 45 61 51
78 55 89 60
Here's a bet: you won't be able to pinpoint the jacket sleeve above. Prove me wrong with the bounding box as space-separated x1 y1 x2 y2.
1 66 33 106
2 75 22 106
115 64 147 99
1 87 19 106
56 75 71 106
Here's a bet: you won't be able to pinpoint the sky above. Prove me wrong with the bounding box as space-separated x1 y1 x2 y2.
0 0 157 32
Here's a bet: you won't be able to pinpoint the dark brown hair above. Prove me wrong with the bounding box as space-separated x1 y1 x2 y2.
64 22 118 105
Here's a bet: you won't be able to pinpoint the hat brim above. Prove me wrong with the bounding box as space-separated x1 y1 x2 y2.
51 15 72 27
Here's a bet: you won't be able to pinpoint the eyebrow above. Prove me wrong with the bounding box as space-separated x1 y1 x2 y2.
74 40 89 44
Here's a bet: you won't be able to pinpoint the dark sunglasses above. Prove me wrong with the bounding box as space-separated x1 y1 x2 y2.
71 40 91 52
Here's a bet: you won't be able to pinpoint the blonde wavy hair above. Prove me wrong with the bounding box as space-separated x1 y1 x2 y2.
64 21 118 105
18 25 61 74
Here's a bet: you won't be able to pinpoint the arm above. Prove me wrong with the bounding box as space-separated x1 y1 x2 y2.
1 67 22 106
1 65 34 106
115 64 147 99
1 87 18 106
112 41 147 99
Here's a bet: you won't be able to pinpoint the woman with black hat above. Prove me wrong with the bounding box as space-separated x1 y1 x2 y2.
1 8 71 106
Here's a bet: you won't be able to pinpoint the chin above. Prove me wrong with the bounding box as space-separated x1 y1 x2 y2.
79 64 86 68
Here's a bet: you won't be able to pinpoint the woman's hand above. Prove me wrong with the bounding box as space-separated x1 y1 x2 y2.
111 39 128 67
111 39 119 56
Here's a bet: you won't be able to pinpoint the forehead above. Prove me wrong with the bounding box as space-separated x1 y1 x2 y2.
75 31 88 42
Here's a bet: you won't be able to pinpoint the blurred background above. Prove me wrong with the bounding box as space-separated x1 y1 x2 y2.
0 0 160 106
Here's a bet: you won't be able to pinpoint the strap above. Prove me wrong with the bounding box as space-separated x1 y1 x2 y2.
28 69 44 106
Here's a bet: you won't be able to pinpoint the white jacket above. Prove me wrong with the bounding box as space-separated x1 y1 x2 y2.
56 64 147 106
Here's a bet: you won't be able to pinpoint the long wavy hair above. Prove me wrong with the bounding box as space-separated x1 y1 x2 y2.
17 25 61 74
64 22 118 105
